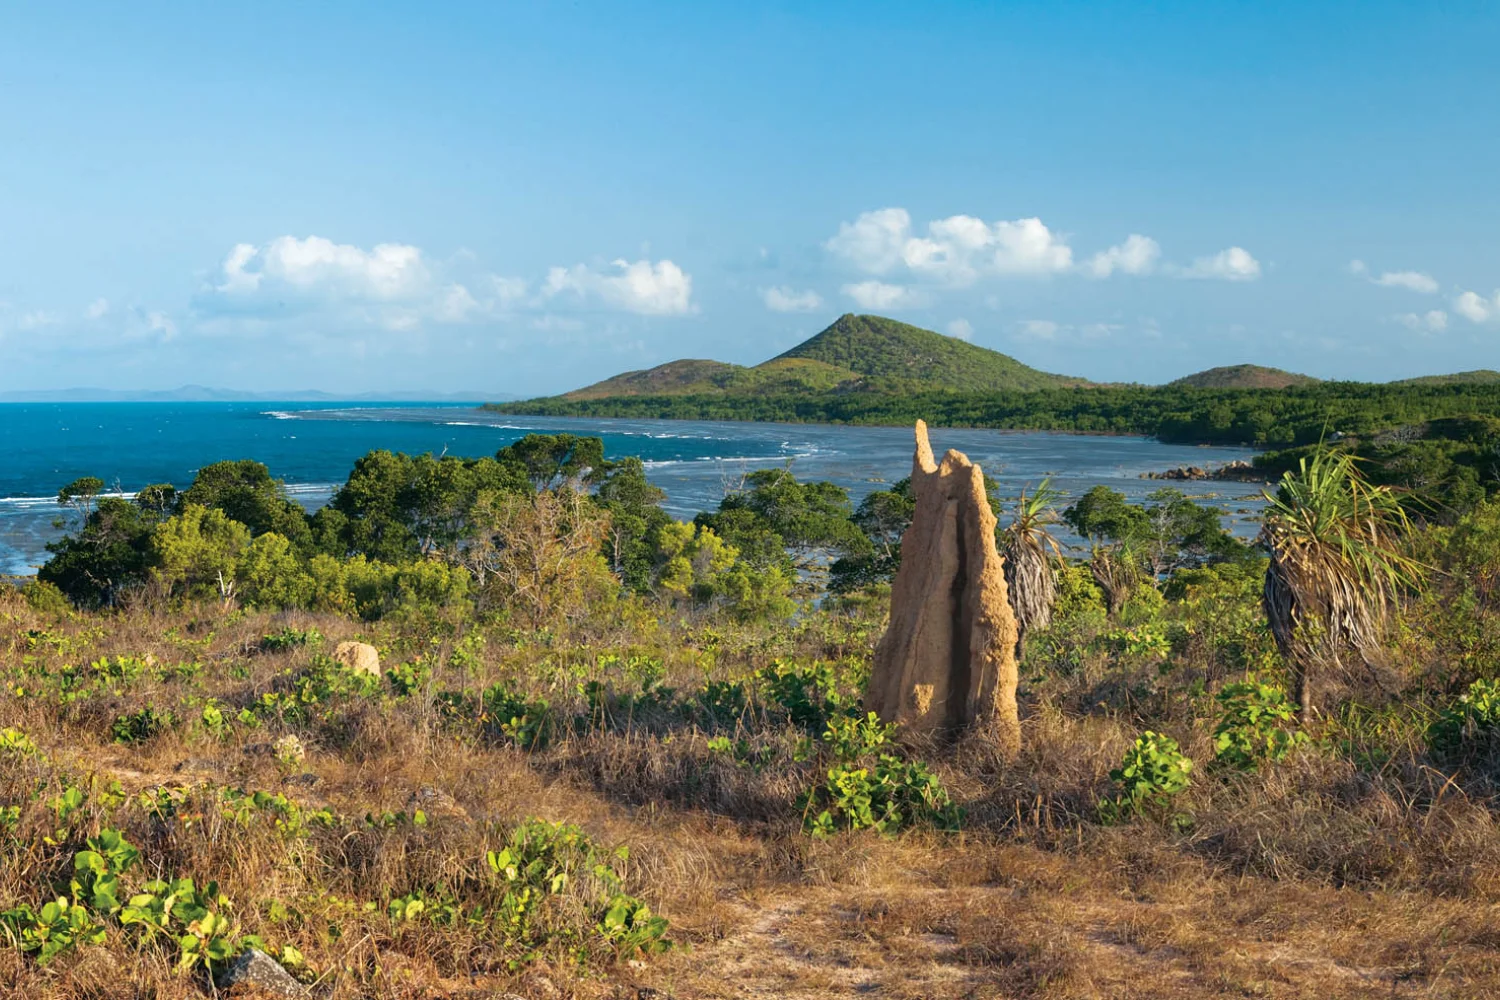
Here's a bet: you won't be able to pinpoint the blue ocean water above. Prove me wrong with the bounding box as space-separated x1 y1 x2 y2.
0 403 1268 575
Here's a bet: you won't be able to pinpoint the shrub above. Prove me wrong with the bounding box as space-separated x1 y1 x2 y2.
1429 677 1500 755
1212 680 1306 770
259 626 323 652
111 706 178 744
803 755 961 837
1099 731 1194 824
480 684 552 749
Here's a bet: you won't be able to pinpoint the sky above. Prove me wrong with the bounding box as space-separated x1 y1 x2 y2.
1 1 1498 396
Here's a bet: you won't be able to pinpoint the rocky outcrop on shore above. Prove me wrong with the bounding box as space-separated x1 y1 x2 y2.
1142 459 1267 482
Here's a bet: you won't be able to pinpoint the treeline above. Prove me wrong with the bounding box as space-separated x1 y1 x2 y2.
487 381 1500 449
30 435 877 624
31 432 1266 629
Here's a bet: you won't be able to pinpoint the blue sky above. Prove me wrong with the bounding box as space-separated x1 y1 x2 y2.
1 2 1497 395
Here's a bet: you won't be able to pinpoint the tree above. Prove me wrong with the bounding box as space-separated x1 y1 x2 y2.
457 487 616 629
592 457 671 590
1001 479 1064 658
701 468 868 594
654 521 794 621
180 460 310 546
1063 485 1149 541
56 476 106 527
1258 449 1424 715
38 498 155 607
830 479 914 592
495 434 605 491
150 504 251 602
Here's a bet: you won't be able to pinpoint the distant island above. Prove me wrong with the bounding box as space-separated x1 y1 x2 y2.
487 313 1500 451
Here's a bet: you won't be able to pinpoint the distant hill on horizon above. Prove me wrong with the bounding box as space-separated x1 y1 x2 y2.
1390 370 1500 387
559 313 1086 401
0 386 517 403
1168 364 1321 390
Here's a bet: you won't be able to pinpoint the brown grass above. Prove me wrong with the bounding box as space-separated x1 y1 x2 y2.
1 585 1498 998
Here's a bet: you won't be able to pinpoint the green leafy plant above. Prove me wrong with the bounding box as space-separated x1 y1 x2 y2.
0 897 106 964
386 658 433 698
1429 677 1500 755
803 755 961 837
1212 681 1306 770
110 705 178 744
480 684 551 749
259 626 323 652
1099 731 1194 825
0 727 40 758
71 828 142 915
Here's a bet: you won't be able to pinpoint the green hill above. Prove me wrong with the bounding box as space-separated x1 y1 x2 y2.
772 314 1084 392
1168 364 1320 390
557 314 1083 402
1391 370 1500 387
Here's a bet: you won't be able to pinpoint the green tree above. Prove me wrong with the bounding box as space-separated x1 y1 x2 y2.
593 457 671 591
495 433 605 491
180 460 310 546
150 504 251 601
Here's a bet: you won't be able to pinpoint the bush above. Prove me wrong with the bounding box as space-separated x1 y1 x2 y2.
1099 731 1193 825
803 755 961 837
1212 680 1306 770
1429 677 1500 755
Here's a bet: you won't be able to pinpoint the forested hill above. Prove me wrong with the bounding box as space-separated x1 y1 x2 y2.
770 313 1085 392
490 380 1500 451
555 314 1084 400
1167 364 1319 390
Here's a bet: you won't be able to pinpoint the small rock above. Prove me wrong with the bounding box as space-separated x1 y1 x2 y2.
213 948 306 997
281 772 321 788
333 640 381 677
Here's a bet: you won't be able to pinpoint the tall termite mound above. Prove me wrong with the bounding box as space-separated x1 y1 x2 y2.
867 421 1021 757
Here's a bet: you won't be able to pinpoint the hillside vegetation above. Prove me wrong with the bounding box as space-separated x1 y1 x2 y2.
1168 364 1320 390
554 314 1083 401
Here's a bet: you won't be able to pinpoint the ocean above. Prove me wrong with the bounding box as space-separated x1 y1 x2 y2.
0 403 1268 575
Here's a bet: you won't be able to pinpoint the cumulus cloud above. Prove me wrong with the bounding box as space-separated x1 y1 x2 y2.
947 318 973 341
760 286 823 312
1176 247 1261 281
1086 234 1161 278
841 280 915 310
827 208 1073 285
543 258 695 315
85 298 110 320
1351 261 1439 294
1396 310 1448 333
1375 271 1440 294
217 236 431 301
1455 289 1500 323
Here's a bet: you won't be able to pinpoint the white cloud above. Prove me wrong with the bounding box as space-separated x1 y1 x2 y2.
1086 234 1161 278
1396 310 1448 333
761 286 823 312
828 208 1074 285
824 208 911 274
841 280 914 310
85 298 110 320
947 318 973 341
1177 246 1261 281
1016 319 1060 340
543 258 695 315
1455 289 1500 323
217 236 432 301
17 310 60 331
1373 270 1439 294
1349 259 1368 276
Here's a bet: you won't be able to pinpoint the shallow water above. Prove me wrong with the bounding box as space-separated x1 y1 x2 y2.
0 403 1268 575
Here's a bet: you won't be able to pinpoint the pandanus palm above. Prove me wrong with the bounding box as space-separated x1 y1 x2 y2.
1258 448 1424 715
1002 479 1065 659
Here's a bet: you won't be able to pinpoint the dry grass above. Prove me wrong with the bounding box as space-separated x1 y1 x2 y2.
1 583 1499 999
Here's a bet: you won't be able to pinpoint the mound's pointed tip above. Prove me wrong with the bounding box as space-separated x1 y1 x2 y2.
914 420 936 473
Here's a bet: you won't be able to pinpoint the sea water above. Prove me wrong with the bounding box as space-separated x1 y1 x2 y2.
0 403 1268 575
